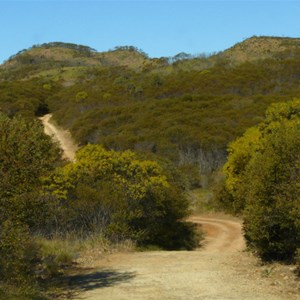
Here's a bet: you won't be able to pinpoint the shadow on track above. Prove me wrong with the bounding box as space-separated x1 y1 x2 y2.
66 268 136 292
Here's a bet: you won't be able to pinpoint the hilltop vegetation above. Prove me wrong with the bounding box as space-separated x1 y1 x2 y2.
221 36 300 63
0 42 163 81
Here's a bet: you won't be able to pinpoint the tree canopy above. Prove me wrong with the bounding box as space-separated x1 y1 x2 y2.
44 144 197 249
221 99 300 260
0 114 61 199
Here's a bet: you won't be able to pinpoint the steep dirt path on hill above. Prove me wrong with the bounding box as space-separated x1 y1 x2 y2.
39 113 78 160
69 214 299 300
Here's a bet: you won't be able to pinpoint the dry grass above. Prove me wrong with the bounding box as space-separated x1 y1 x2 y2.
187 188 216 214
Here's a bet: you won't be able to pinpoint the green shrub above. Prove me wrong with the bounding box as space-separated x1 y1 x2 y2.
44 145 197 249
0 114 61 200
222 99 300 261
242 120 300 260
0 115 62 297
0 220 40 285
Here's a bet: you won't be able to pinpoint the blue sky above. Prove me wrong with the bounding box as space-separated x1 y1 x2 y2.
0 1 299 63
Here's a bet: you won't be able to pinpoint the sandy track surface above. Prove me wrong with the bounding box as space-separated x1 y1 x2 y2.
69 214 299 300
39 114 78 160
189 216 245 253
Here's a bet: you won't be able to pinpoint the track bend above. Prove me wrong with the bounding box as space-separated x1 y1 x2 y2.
189 215 245 253
70 215 295 300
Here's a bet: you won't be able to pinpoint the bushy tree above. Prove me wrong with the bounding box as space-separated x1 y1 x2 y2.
0 114 61 226
243 120 300 260
223 126 262 212
0 114 61 199
222 99 300 260
0 114 61 290
45 144 196 248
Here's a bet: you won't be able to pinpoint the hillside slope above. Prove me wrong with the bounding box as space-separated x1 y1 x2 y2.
0 36 299 185
0 43 165 81
220 36 300 63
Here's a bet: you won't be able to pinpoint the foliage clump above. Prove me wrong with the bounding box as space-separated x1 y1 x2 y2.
0 114 62 297
0 220 40 285
220 99 300 261
45 144 198 249
0 113 200 299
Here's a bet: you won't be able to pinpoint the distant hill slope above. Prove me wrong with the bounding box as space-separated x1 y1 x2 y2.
1 36 300 80
220 36 300 63
0 42 167 81
2 42 153 68
152 36 300 72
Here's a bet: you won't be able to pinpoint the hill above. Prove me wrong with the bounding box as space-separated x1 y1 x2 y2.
0 42 166 81
167 36 300 71
0 36 299 186
220 36 300 63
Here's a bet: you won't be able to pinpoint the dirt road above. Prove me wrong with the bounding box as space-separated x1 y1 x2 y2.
39 117 298 299
39 114 78 160
69 214 299 300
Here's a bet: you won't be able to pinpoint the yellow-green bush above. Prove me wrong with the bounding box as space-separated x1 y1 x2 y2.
44 144 197 249
221 99 300 261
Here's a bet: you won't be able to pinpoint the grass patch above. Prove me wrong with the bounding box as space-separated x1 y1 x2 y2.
37 237 81 277
0 233 126 299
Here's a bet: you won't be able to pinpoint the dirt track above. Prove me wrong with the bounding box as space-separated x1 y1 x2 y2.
70 215 299 300
189 216 245 253
39 114 78 160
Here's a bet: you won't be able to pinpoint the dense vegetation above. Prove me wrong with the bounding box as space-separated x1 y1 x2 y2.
220 99 300 261
0 36 300 296
1 38 300 186
0 114 197 299
0 115 61 298
45 144 198 248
